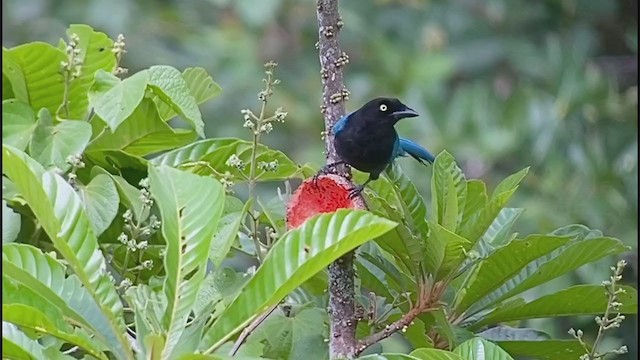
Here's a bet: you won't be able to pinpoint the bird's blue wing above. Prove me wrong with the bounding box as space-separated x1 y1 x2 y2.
331 111 354 135
396 138 435 165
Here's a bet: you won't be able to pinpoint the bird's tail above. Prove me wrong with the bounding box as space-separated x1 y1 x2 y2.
398 138 436 165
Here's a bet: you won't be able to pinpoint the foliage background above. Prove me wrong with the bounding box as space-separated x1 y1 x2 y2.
3 0 637 358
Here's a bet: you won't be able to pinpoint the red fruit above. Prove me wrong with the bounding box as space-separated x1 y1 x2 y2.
286 174 367 229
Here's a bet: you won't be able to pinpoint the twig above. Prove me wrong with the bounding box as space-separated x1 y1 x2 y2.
356 303 437 355
229 304 279 356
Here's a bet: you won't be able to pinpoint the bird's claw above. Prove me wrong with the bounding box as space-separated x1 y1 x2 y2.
348 186 364 199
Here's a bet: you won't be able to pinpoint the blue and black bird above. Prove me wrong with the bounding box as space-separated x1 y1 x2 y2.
318 97 436 197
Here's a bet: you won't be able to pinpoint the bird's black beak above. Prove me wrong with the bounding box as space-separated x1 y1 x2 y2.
391 106 419 120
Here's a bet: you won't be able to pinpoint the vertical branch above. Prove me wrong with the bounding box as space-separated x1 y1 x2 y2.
316 0 356 358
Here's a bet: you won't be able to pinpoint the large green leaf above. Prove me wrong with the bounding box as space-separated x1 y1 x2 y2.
4 43 66 113
467 233 629 316
2 99 37 151
2 321 47 360
2 244 126 360
88 70 149 131
453 338 514 360
3 304 108 360
151 138 302 182
149 165 225 357
78 174 119 236
473 284 637 328
454 234 572 315
431 151 466 232
88 98 197 156
28 109 92 171
2 145 131 359
147 65 204 138
59 24 116 120
2 200 21 243
201 210 397 352
409 348 464 360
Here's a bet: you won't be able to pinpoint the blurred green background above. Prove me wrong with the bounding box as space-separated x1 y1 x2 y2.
3 0 637 358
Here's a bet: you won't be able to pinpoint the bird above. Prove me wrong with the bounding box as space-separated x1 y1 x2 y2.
316 97 436 198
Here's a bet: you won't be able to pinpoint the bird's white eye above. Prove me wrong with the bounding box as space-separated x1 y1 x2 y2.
379 104 388 112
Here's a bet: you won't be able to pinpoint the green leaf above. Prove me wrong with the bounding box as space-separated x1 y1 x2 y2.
2 48 28 102
358 243 415 293
247 307 328 360
183 67 222 103
385 163 430 239
2 99 37 151
4 43 66 113
459 189 517 248
455 234 572 315
59 24 116 119
358 354 421 360
2 72 15 99
2 146 131 359
453 338 514 360
420 309 456 349
147 65 204 138
430 222 471 279
477 326 550 341
409 348 464 360
3 304 108 360
2 200 21 243
369 194 422 275
156 67 222 120
210 202 249 267
84 149 148 173
474 284 637 328
78 174 119 236
2 321 47 360
28 109 92 171
88 69 149 132
496 339 587 360
476 208 523 256
149 165 225 357
201 210 397 352
2 244 125 360
492 167 529 199
88 98 197 156
467 233 629 316
151 138 302 182
431 151 466 232
459 180 487 227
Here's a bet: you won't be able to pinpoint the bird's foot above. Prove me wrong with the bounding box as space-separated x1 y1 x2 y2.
347 185 365 199
312 162 343 187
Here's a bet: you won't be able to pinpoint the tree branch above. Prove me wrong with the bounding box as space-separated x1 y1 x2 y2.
316 0 356 358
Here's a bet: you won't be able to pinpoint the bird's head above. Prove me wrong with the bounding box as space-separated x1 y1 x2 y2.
359 97 419 124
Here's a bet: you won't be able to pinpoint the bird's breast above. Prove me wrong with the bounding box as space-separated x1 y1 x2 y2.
334 124 397 172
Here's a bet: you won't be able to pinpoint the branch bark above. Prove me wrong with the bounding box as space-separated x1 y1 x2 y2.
316 0 356 358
